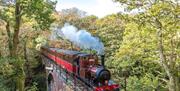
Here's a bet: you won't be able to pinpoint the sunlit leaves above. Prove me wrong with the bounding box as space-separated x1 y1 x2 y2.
95 14 124 58
113 0 152 11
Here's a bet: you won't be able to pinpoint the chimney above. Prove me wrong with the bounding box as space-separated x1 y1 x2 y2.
101 55 105 66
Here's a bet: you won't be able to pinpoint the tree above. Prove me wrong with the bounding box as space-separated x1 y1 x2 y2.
77 15 98 32
0 0 56 57
95 14 125 59
113 0 180 91
0 0 56 91
57 7 87 28
114 22 164 90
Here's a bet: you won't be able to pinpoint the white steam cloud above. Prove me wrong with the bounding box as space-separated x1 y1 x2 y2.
53 23 104 55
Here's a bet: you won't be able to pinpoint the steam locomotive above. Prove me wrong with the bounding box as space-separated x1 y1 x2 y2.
41 46 119 91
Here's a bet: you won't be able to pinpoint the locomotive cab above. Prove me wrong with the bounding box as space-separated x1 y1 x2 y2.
78 55 97 76
79 56 88 78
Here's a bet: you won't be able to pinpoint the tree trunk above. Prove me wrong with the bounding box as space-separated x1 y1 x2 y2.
16 76 25 91
124 77 127 91
175 77 180 91
6 21 13 57
14 57 25 91
16 67 25 91
0 50 1 57
24 40 32 84
157 29 176 91
12 0 21 56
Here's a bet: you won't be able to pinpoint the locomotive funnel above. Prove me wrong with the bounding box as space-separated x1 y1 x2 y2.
101 55 105 66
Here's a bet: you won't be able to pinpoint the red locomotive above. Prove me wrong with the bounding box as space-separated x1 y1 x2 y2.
41 46 120 91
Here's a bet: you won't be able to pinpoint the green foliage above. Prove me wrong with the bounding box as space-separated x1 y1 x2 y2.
26 82 38 91
0 0 56 90
126 74 160 91
113 0 155 11
0 57 25 91
0 0 56 29
32 74 47 91
111 0 180 91
76 15 98 31
57 8 98 32
58 7 87 28
95 14 125 58
35 36 48 50
24 0 56 30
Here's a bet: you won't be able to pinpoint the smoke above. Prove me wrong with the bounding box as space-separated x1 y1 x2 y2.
53 23 104 55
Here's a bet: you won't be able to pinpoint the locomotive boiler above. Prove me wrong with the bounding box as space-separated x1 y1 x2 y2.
41 46 119 91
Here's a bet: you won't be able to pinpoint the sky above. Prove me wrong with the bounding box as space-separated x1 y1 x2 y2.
55 0 125 18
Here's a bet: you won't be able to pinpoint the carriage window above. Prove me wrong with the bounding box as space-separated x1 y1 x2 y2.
68 56 74 62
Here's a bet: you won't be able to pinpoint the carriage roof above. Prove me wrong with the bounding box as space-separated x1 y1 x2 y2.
49 48 91 57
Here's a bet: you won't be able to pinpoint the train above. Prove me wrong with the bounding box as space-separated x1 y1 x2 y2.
41 46 120 91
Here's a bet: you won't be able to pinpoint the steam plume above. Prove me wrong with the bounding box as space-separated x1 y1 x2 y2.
54 23 104 55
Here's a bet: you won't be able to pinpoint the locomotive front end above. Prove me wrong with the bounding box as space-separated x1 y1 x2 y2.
90 66 111 84
89 66 120 91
